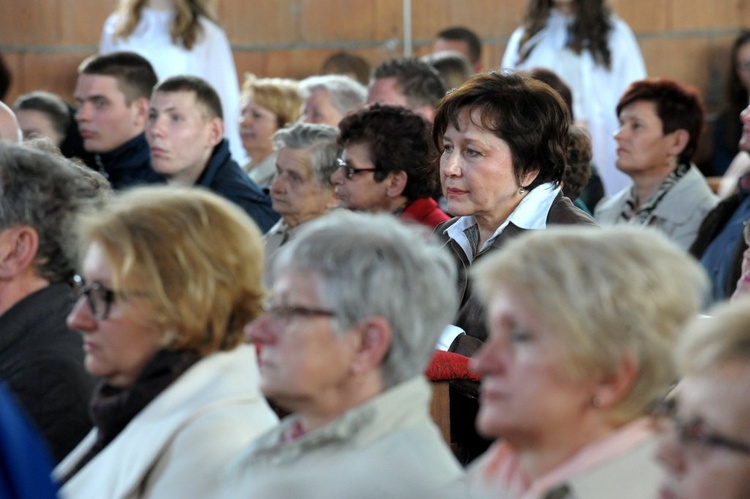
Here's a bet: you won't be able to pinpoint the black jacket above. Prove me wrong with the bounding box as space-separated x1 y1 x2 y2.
196 139 279 233
0 284 96 462
95 133 164 190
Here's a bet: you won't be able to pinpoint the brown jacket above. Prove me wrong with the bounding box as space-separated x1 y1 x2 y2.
435 193 596 354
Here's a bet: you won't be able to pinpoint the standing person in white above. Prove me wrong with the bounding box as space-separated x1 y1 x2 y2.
100 0 247 165
501 0 646 196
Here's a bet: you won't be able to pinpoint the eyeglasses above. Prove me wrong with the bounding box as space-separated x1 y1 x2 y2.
654 397 750 457
70 274 130 321
262 301 336 324
336 158 377 180
743 219 750 246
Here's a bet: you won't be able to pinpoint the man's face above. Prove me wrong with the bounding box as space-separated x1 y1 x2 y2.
146 91 221 185
74 74 147 153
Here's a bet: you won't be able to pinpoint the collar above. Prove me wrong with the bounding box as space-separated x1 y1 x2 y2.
195 139 232 188
444 183 560 261
236 376 431 466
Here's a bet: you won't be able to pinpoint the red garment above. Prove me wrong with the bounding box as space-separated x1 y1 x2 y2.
400 197 450 229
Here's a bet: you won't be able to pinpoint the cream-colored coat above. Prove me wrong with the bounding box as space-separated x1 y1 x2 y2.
54 345 278 498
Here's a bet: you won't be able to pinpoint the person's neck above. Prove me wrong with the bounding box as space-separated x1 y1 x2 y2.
551 1 576 15
296 371 384 435
248 149 274 168
146 0 173 11
0 273 50 318
512 416 618 481
629 163 676 211
474 196 524 250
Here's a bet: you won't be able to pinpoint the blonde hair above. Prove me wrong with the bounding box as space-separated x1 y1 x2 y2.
241 74 302 128
77 186 264 356
113 0 218 50
473 225 708 426
677 298 750 375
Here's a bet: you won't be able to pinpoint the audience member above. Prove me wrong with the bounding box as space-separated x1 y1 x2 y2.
74 51 163 189
299 74 366 127
0 101 21 143
321 51 371 86
731 221 750 301
0 143 108 462
12 90 71 147
367 57 447 122
562 124 594 213
595 78 717 250
432 26 483 73
100 0 246 164
240 74 302 187
265 122 339 275
0 383 58 499
502 0 646 196
146 75 278 232
709 30 750 176
527 66 605 211
224 211 462 497
54 187 278 496
465 225 707 499
333 104 448 228
422 51 473 90
433 71 594 352
657 298 750 499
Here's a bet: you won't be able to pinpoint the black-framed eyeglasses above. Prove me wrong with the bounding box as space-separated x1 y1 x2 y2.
654 397 750 456
70 274 125 321
262 301 336 324
336 158 377 180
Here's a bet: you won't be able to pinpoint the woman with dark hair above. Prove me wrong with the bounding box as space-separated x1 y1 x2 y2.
710 31 750 176
502 0 646 197
595 78 718 250
433 70 595 352
332 104 449 228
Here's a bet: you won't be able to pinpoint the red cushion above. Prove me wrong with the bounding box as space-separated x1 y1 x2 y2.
425 350 481 382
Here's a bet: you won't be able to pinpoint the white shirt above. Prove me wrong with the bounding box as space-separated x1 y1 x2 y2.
501 10 647 196
445 183 561 263
100 7 247 165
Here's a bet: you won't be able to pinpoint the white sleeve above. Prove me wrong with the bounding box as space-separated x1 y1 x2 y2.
501 27 526 69
198 20 247 164
99 13 121 54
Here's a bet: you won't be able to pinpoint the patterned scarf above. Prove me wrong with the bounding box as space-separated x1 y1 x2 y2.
619 163 689 224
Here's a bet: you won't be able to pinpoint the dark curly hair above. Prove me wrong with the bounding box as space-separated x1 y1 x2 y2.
562 124 592 200
337 104 438 200
433 70 569 191
616 78 705 165
517 0 614 69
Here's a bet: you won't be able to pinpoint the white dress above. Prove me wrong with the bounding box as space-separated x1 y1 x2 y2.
502 9 646 196
100 7 247 165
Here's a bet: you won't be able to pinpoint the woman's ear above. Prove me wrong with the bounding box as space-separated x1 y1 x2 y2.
348 316 391 376
592 354 638 410
668 129 690 158
520 168 540 189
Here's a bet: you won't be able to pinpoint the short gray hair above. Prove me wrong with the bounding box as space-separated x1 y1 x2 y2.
0 142 110 282
473 225 708 425
271 211 458 388
273 122 340 187
299 74 367 115
677 298 750 375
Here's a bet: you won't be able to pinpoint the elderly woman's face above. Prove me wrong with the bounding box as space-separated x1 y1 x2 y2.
270 147 336 228
239 99 278 159
614 100 680 175
67 241 165 388
470 289 597 443
440 107 532 228
245 271 361 417
657 366 750 499
300 89 343 127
